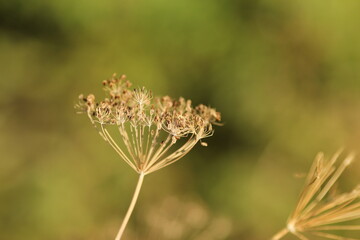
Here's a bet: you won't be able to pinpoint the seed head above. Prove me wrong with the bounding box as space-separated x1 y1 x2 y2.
272 151 360 240
75 74 221 175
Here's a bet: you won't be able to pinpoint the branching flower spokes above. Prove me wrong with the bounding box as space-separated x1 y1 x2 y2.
272 151 360 240
76 74 221 175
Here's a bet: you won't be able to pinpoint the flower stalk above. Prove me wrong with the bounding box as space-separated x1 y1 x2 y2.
115 172 145 240
271 228 289 240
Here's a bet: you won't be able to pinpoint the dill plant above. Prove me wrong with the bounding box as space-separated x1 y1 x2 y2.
272 151 360 240
76 74 221 240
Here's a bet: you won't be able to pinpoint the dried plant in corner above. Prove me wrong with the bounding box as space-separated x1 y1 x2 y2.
271 151 360 240
75 74 221 240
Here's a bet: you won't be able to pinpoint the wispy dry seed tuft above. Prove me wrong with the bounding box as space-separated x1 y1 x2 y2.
76 74 221 240
272 151 360 240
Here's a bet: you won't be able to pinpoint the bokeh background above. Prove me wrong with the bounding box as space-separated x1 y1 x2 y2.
1 0 360 239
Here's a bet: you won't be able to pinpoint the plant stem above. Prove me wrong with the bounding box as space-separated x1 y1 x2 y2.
115 172 145 240
271 228 289 240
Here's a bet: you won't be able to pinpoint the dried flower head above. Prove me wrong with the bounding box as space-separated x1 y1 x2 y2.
76 74 221 175
272 151 360 240
76 74 221 240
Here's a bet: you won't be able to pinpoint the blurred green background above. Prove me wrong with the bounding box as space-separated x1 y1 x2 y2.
1 0 360 239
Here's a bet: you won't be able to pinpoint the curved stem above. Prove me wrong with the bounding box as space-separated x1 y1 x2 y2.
271 228 289 240
115 172 145 240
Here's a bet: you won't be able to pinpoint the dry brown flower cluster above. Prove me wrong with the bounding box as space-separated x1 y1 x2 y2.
272 151 360 240
76 74 221 175
76 74 221 240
